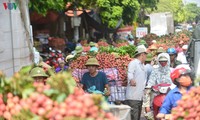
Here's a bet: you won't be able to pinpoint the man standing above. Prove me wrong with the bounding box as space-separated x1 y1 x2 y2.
80 58 110 96
125 45 147 120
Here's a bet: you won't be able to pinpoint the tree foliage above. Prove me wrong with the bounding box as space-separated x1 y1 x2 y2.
152 0 185 23
138 0 159 10
29 0 70 15
184 3 200 22
152 0 200 23
29 0 160 28
80 0 140 28
137 0 159 26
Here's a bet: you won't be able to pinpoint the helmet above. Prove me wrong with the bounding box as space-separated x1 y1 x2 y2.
85 58 99 66
167 48 177 55
170 67 191 82
145 53 153 62
30 67 48 78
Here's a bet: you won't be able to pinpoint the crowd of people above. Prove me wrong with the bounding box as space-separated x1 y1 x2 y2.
28 35 192 120
124 39 192 120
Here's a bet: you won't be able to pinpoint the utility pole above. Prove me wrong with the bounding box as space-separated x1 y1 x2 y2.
73 1 81 42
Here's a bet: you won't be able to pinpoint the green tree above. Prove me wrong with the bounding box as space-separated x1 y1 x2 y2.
29 0 140 28
80 0 140 28
152 0 189 23
29 0 70 15
138 0 159 26
184 3 200 22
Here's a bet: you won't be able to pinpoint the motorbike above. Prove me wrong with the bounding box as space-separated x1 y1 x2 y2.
44 48 65 68
152 83 171 119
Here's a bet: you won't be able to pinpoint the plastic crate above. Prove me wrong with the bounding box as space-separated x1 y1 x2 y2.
108 80 126 102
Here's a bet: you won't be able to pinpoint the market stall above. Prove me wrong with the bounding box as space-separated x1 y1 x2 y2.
0 71 118 120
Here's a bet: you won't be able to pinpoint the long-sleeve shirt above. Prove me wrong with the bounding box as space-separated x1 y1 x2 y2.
177 52 187 64
126 59 147 101
147 53 172 88
159 87 191 114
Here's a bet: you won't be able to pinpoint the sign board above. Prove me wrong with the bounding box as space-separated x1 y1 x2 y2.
136 27 148 38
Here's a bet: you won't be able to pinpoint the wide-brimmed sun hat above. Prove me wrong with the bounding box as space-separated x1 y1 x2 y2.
158 56 168 62
89 42 96 47
85 58 100 66
145 53 153 62
157 47 166 53
135 45 147 56
75 46 83 54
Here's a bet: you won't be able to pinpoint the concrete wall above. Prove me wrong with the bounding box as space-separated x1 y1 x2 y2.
0 0 32 76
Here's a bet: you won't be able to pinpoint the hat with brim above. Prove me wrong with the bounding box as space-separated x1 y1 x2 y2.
145 53 153 62
30 67 48 78
75 46 83 54
157 47 166 53
89 42 96 47
85 58 100 66
65 55 75 62
149 45 157 50
158 56 168 62
139 40 147 44
135 45 147 56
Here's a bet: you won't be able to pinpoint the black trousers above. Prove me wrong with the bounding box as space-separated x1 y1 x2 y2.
125 100 143 120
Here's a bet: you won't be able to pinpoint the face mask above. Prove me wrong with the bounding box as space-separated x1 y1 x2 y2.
178 76 192 87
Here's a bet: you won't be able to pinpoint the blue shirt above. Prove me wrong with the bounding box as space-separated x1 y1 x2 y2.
159 86 191 114
81 71 108 92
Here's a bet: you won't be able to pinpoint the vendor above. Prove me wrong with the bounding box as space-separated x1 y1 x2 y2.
89 42 98 52
30 67 49 85
80 58 110 96
71 46 83 55
55 58 68 73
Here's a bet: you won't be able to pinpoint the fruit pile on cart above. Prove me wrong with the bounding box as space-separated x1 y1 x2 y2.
0 71 118 120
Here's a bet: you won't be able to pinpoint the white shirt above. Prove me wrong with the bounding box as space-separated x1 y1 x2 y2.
126 59 147 101
177 52 187 64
